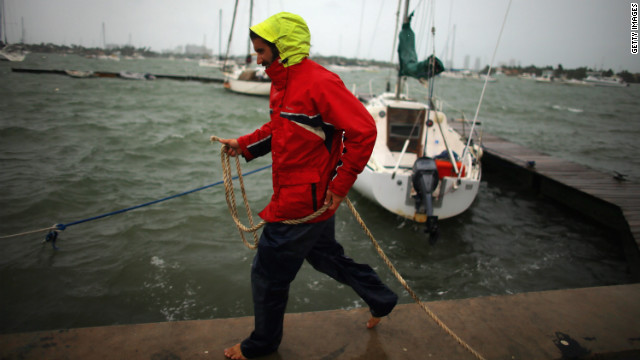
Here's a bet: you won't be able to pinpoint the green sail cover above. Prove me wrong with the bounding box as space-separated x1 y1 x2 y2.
398 21 444 79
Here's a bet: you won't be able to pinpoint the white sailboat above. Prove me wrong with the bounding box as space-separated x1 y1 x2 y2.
223 66 270 96
0 0 26 62
0 46 25 61
352 0 483 242
222 0 271 96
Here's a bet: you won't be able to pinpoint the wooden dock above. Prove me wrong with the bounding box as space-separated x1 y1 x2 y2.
451 120 640 279
11 67 225 83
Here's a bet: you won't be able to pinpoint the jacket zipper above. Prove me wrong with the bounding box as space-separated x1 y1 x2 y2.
311 183 317 211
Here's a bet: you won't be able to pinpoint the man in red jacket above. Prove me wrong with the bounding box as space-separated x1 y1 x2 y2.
220 12 398 360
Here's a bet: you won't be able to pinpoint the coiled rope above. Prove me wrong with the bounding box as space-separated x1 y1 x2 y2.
213 136 331 249
211 136 486 360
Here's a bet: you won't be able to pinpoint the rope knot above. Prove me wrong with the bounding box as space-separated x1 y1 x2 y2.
44 230 59 250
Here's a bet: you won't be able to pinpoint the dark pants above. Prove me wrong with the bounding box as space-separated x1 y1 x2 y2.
240 216 398 358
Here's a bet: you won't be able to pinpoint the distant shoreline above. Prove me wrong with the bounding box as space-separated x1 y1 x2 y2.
3 42 639 83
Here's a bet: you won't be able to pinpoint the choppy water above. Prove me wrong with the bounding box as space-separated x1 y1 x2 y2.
0 54 637 334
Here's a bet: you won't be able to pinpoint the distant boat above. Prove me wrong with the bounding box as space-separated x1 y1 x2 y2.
221 0 271 96
199 58 224 68
518 73 536 80
200 58 238 73
583 73 629 87
65 70 95 78
119 71 155 80
0 46 26 61
0 1 26 62
440 70 469 79
223 67 270 96
440 70 496 82
535 70 555 83
97 53 120 61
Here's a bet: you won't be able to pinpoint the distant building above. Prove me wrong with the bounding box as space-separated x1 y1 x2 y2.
184 44 211 56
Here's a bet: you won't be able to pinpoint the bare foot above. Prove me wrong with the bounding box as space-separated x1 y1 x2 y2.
366 316 381 329
224 343 247 360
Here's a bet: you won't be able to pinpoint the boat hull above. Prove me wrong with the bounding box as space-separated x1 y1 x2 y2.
0 49 26 62
224 78 270 96
583 75 629 87
352 93 482 222
353 165 480 221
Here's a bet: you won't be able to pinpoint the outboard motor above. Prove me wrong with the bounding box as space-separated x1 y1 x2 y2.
412 157 440 244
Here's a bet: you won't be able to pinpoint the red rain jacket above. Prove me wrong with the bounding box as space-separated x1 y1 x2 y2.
237 58 376 223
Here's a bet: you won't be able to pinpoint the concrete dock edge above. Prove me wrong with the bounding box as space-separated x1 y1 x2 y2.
1 284 639 359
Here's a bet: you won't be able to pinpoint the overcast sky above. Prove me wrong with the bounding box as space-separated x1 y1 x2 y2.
3 0 639 72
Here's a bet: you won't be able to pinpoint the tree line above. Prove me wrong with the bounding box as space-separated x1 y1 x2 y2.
488 64 639 83
9 43 640 83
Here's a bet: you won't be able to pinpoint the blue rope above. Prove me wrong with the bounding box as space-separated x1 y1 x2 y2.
0 164 272 248
55 164 272 231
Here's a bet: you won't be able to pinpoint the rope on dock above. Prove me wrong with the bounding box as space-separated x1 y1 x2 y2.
211 137 486 360
345 197 486 360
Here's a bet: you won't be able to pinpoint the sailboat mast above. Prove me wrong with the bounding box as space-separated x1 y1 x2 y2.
223 0 239 69
246 0 253 64
450 24 456 69
102 22 106 49
395 0 411 99
1 0 7 45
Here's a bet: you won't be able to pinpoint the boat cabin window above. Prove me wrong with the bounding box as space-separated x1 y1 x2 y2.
387 106 425 154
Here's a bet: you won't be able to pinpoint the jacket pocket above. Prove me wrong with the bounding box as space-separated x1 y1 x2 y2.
275 169 320 219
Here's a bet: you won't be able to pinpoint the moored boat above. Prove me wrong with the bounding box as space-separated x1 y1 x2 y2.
352 1 482 242
583 73 629 87
65 70 95 78
0 47 26 61
223 67 270 96
119 71 155 80
220 0 271 96
353 94 482 225
0 1 26 62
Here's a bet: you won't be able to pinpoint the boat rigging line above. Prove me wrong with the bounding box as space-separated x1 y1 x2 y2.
386 0 403 92
458 0 513 182
222 0 240 71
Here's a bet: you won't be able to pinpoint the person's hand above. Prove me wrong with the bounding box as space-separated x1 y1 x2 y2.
324 190 345 211
217 138 241 157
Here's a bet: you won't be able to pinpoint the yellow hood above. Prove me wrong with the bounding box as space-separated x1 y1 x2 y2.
250 12 310 67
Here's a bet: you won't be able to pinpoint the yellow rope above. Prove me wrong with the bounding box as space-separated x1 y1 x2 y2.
211 136 485 360
0 225 58 239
